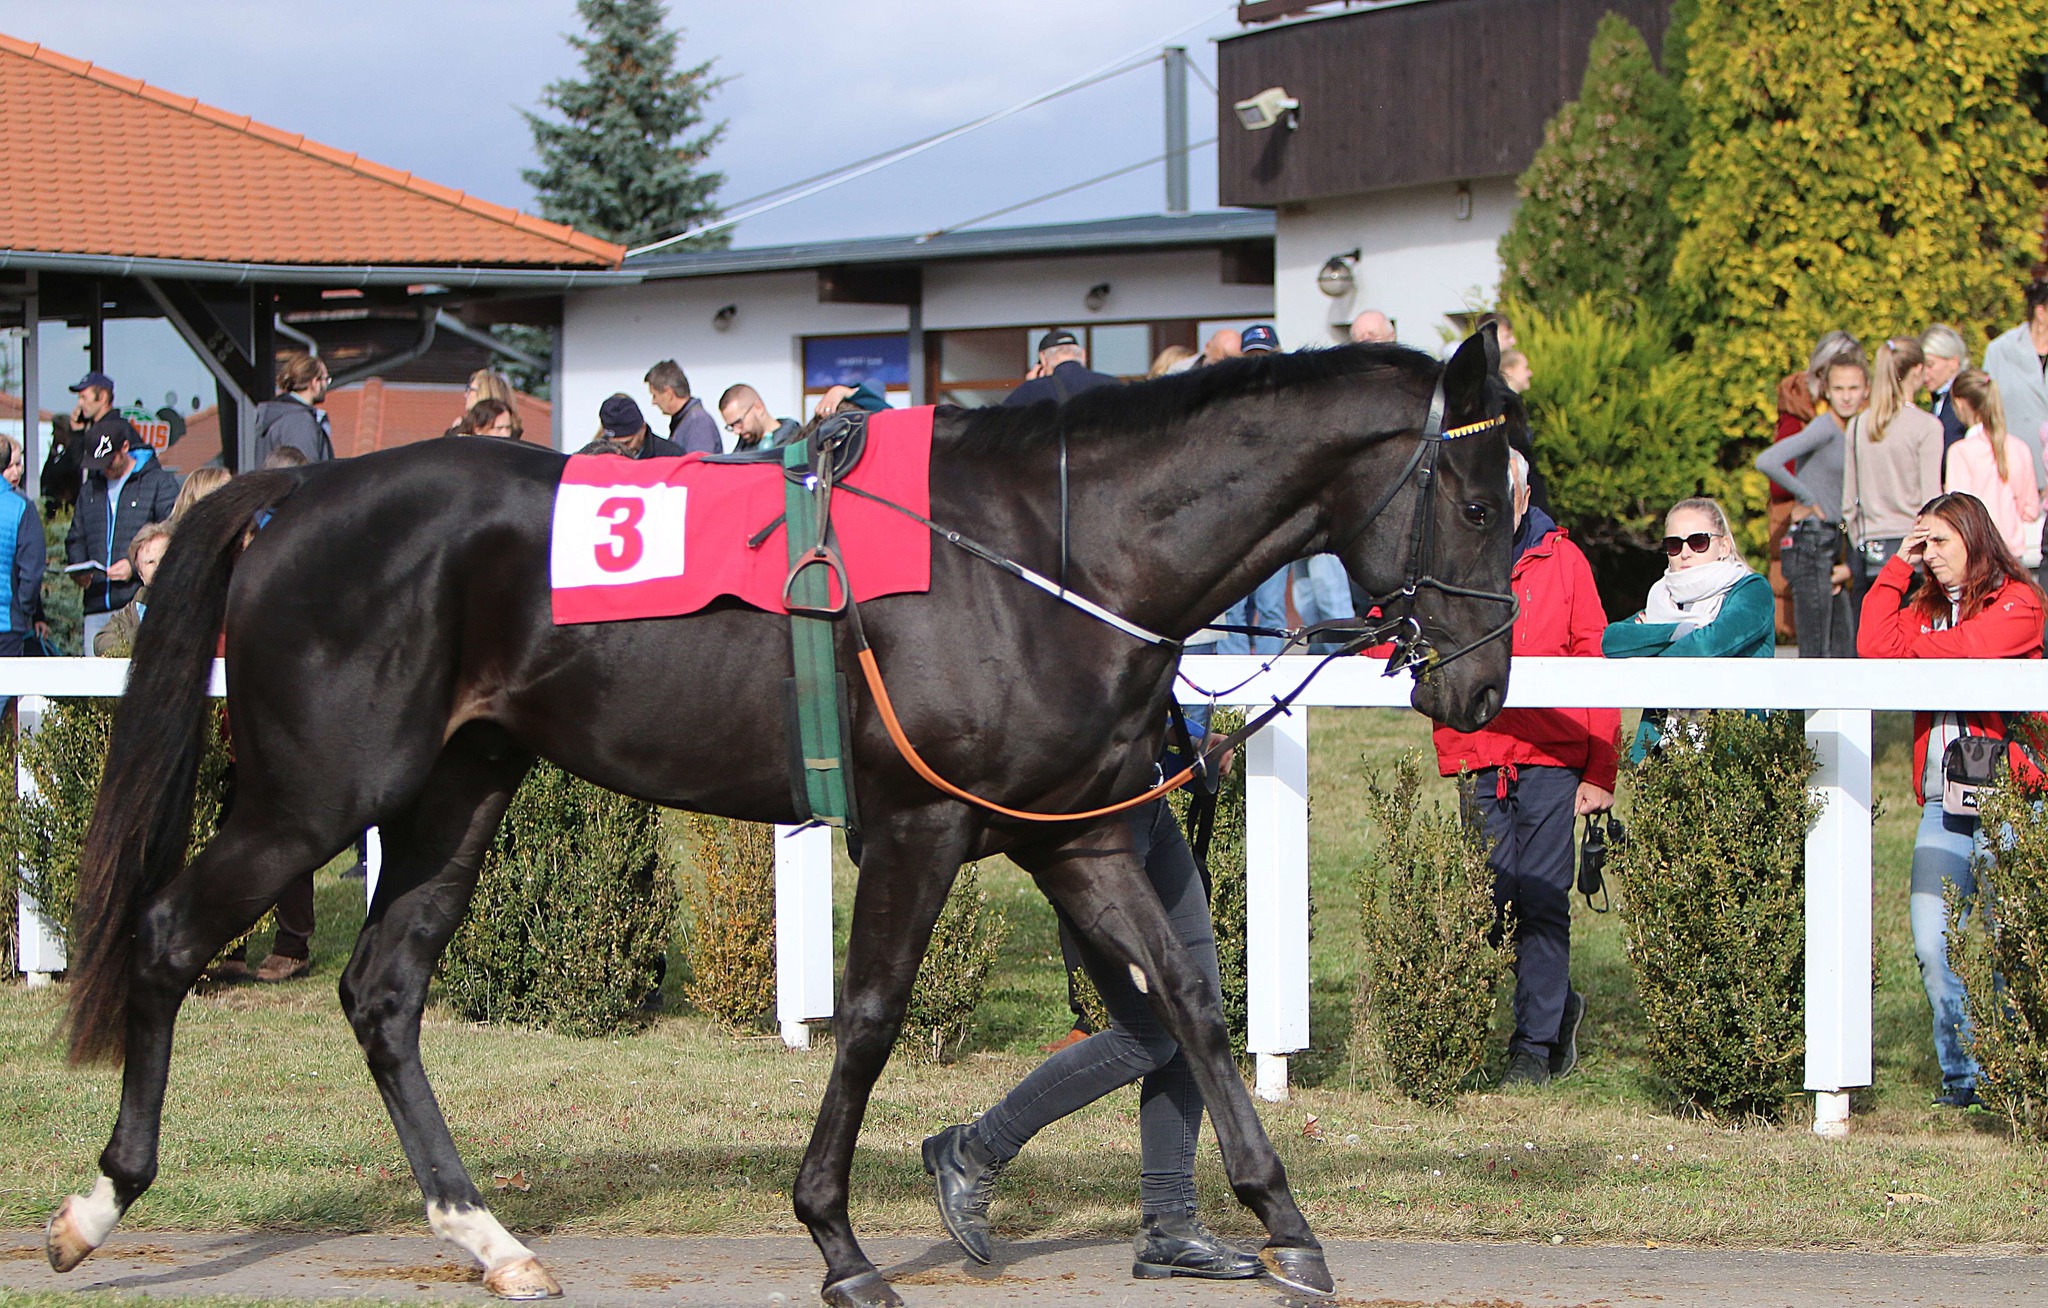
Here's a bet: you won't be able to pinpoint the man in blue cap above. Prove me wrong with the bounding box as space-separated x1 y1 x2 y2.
64 371 178 653
1002 329 1120 406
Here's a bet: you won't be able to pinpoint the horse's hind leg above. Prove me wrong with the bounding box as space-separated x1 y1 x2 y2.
334 732 555 1299
48 817 346 1273
1017 824 1335 1296
792 805 974 1308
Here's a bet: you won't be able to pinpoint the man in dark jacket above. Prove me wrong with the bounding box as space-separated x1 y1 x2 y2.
598 394 685 459
1002 330 1120 406
253 353 335 466
644 360 720 454
1432 449 1618 1089
65 374 179 653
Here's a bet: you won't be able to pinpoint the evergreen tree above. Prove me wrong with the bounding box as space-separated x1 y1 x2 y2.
1671 0 2048 445
1497 14 1683 319
523 0 728 250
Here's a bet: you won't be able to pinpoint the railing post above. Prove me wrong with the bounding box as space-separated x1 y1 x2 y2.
1805 708 1873 1136
15 695 65 986
1245 706 1311 1101
775 823 836 1049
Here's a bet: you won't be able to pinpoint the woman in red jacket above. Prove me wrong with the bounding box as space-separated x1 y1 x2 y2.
1858 491 2045 1108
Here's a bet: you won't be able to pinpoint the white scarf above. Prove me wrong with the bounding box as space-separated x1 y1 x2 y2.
1643 558 1751 632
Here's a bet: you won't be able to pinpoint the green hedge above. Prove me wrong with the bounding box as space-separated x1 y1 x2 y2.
901 861 1010 1064
1953 763 2048 1140
677 815 776 1033
1613 711 1820 1119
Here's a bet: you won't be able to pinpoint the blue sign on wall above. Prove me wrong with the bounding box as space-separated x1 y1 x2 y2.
804 334 910 390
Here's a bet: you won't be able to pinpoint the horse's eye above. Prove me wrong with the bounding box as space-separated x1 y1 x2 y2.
1462 502 1492 528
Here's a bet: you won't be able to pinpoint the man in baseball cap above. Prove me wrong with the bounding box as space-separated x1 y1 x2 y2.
1240 324 1280 354
595 393 685 460
64 371 177 652
1002 328 1121 407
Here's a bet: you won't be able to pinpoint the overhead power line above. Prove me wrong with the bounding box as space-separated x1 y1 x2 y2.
923 136 1221 240
625 5 1236 258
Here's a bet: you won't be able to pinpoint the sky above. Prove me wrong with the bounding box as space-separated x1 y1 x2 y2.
0 0 1249 410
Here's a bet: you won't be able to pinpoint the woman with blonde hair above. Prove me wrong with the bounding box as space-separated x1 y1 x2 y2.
448 370 518 436
1945 370 2042 564
1604 496 1775 757
1842 336 1944 614
170 466 232 522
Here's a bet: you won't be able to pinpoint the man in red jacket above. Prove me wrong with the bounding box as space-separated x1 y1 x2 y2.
1434 450 1620 1088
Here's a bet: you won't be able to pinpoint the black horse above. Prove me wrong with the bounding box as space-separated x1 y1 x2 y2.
47 331 1517 1306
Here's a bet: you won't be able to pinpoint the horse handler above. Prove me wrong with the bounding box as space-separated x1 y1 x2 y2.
923 785 1260 1282
1434 449 1619 1089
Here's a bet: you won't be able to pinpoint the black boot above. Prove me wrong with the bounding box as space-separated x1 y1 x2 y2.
1132 1209 1261 1280
922 1124 1008 1264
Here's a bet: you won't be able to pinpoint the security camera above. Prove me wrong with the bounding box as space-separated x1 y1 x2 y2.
1234 87 1300 132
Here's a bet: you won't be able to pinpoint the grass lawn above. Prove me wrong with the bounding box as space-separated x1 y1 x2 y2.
5 708 2048 1253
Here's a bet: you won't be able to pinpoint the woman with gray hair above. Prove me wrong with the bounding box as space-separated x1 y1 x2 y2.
1920 323 1970 452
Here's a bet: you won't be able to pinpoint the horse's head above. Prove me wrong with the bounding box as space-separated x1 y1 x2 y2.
1329 327 1516 733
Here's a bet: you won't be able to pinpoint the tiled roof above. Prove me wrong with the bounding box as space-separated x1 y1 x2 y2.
0 393 54 423
0 34 623 269
165 381 552 472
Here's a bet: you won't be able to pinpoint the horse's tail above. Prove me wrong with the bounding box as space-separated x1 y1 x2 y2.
65 471 300 1065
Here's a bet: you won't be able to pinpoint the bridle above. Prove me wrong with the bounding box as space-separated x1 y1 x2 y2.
821 368 1521 824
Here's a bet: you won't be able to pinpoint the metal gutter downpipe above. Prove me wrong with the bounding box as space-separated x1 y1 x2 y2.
328 305 437 389
431 311 548 372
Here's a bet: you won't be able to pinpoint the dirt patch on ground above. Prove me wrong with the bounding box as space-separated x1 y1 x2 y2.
625 1271 705 1289
0 1249 45 1263
329 1262 483 1284
890 1269 1037 1286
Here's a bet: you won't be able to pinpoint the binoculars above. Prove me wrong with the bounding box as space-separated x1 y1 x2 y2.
1578 813 1627 912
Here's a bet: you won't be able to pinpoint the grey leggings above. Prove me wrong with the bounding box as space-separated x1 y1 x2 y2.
970 800 1221 1215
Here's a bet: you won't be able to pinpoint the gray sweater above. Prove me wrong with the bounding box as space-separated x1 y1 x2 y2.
1755 411 1846 521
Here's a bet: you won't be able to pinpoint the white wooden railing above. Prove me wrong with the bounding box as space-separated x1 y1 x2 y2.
15 655 2041 1137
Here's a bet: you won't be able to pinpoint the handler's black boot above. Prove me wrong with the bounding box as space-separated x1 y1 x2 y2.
922 1124 1007 1264
1133 1209 1262 1280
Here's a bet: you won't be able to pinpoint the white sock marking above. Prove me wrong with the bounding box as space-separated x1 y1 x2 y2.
72 1176 122 1247
427 1200 535 1271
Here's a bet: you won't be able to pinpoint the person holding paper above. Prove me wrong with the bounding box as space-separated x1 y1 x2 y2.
63 372 178 653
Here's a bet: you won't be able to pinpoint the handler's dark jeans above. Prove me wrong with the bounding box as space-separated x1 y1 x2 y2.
971 800 1218 1216
1782 518 1854 658
1467 765 1578 1061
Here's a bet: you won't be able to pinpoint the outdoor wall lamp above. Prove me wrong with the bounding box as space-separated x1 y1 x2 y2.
1084 282 1112 311
1317 250 1360 298
1454 182 1472 222
712 303 738 331
1234 86 1299 131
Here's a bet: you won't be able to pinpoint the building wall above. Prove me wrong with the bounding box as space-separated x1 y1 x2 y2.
1272 176 1516 353
559 249 1275 451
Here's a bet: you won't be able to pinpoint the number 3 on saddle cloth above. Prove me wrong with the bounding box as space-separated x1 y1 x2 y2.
550 406 936 833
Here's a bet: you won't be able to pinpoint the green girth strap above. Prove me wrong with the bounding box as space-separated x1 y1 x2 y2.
781 439 857 830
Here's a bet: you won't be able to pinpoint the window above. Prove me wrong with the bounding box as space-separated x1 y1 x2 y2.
927 319 1214 405
801 333 910 414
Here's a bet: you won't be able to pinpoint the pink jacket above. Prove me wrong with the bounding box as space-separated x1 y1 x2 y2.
1947 425 2041 557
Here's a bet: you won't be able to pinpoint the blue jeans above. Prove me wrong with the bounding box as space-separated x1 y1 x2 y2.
1218 568 1288 655
1910 802 1984 1089
1292 555 1356 653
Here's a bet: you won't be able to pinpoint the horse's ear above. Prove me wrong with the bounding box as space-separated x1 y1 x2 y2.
1442 325 1499 421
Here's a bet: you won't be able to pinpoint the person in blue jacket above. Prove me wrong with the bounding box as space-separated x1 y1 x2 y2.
1604 497 1775 758
0 432 46 657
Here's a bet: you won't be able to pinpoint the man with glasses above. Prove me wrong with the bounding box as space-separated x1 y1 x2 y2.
253 353 335 466
716 384 800 452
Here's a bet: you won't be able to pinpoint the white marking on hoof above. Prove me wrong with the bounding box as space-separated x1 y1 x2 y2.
482 1255 563 1300
427 1201 538 1278
46 1177 121 1273
1128 962 1149 994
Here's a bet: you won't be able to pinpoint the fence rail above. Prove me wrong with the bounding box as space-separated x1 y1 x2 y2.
17 654 2041 1137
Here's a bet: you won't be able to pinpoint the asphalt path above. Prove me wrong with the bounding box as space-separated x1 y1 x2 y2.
5 1232 2047 1306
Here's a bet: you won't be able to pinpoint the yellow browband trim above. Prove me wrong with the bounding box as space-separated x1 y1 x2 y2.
1440 414 1508 440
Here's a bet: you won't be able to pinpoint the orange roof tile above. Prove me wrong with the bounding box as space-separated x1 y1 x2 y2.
0 33 625 269
165 382 553 473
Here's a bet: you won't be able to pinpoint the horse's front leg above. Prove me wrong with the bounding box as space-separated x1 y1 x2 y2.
1018 827 1335 1296
792 803 974 1308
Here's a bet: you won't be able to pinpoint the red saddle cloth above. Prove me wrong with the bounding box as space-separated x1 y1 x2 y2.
550 406 933 625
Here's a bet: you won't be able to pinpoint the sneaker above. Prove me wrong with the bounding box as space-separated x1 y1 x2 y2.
1933 1087 1985 1110
1132 1209 1261 1280
921 1124 1008 1264
1499 1050 1551 1089
254 953 312 983
1550 990 1586 1081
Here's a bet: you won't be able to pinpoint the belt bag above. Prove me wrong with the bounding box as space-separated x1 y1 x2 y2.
1942 735 2007 817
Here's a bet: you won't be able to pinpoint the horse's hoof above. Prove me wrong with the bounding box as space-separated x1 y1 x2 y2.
821 1269 904 1308
1259 1245 1335 1296
45 1197 99 1274
482 1256 562 1300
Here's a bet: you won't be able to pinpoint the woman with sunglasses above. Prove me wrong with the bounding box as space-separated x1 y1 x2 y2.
1858 491 2044 1108
1603 498 1775 758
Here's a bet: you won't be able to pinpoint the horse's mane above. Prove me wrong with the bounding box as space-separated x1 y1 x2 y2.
951 341 1438 453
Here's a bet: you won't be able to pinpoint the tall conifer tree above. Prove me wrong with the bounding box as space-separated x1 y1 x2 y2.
1497 15 1683 319
1671 0 2048 442
523 0 727 250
